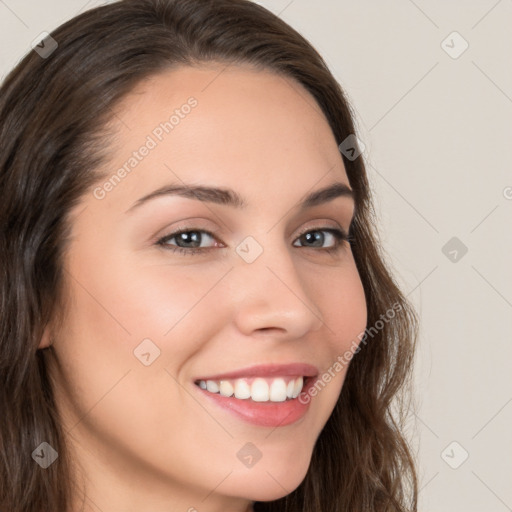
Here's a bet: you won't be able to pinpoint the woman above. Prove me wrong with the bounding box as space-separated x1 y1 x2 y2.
0 1 418 511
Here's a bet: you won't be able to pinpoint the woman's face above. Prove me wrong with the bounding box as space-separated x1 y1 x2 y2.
43 64 367 512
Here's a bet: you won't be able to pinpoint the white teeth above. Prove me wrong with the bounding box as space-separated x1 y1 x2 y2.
206 380 219 393
286 379 295 399
234 379 251 399
292 377 303 398
269 378 287 402
251 378 269 402
219 380 234 397
197 376 305 402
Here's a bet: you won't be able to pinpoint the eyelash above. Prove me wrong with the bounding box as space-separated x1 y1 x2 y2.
155 226 354 256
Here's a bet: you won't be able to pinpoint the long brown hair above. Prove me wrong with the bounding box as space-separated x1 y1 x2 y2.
0 1 418 510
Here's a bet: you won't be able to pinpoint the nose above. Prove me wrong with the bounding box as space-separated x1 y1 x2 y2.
229 240 325 340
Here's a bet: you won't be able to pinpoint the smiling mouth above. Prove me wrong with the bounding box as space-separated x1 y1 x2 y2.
194 376 308 403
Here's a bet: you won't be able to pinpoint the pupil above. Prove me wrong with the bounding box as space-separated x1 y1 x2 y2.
303 232 323 247
178 231 201 248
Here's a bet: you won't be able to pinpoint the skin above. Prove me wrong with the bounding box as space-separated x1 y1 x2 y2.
40 63 368 512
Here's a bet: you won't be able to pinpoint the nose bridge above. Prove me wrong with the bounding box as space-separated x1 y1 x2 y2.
230 233 324 337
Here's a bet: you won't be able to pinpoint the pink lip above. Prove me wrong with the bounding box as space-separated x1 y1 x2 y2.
194 363 318 382
193 364 319 427
194 375 319 427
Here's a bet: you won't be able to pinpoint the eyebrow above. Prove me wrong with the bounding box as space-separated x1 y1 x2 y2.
125 180 354 214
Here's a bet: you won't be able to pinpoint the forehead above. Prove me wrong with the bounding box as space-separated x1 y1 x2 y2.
92 63 349 213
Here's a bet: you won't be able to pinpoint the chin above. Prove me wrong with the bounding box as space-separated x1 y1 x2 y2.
226 461 310 502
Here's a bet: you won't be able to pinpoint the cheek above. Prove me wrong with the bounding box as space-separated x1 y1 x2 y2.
116 258 235 369
53 252 236 473
63 241 229 360
287 256 367 426
314 258 367 390
314 256 368 352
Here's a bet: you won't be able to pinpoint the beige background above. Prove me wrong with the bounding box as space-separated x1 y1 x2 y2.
1 1 511 510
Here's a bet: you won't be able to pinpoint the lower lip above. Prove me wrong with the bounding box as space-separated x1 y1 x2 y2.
194 377 317 427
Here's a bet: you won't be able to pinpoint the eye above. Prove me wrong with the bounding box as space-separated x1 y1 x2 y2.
292 228 351 254
156 228 220 255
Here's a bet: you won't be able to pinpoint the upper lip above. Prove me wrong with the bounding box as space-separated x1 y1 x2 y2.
194 363 318 381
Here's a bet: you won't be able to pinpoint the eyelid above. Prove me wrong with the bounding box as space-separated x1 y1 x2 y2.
155 218 348 244
295 221 349 239
152 218 221 243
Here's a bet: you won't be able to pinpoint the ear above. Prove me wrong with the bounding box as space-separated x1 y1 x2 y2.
38 322 53 349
